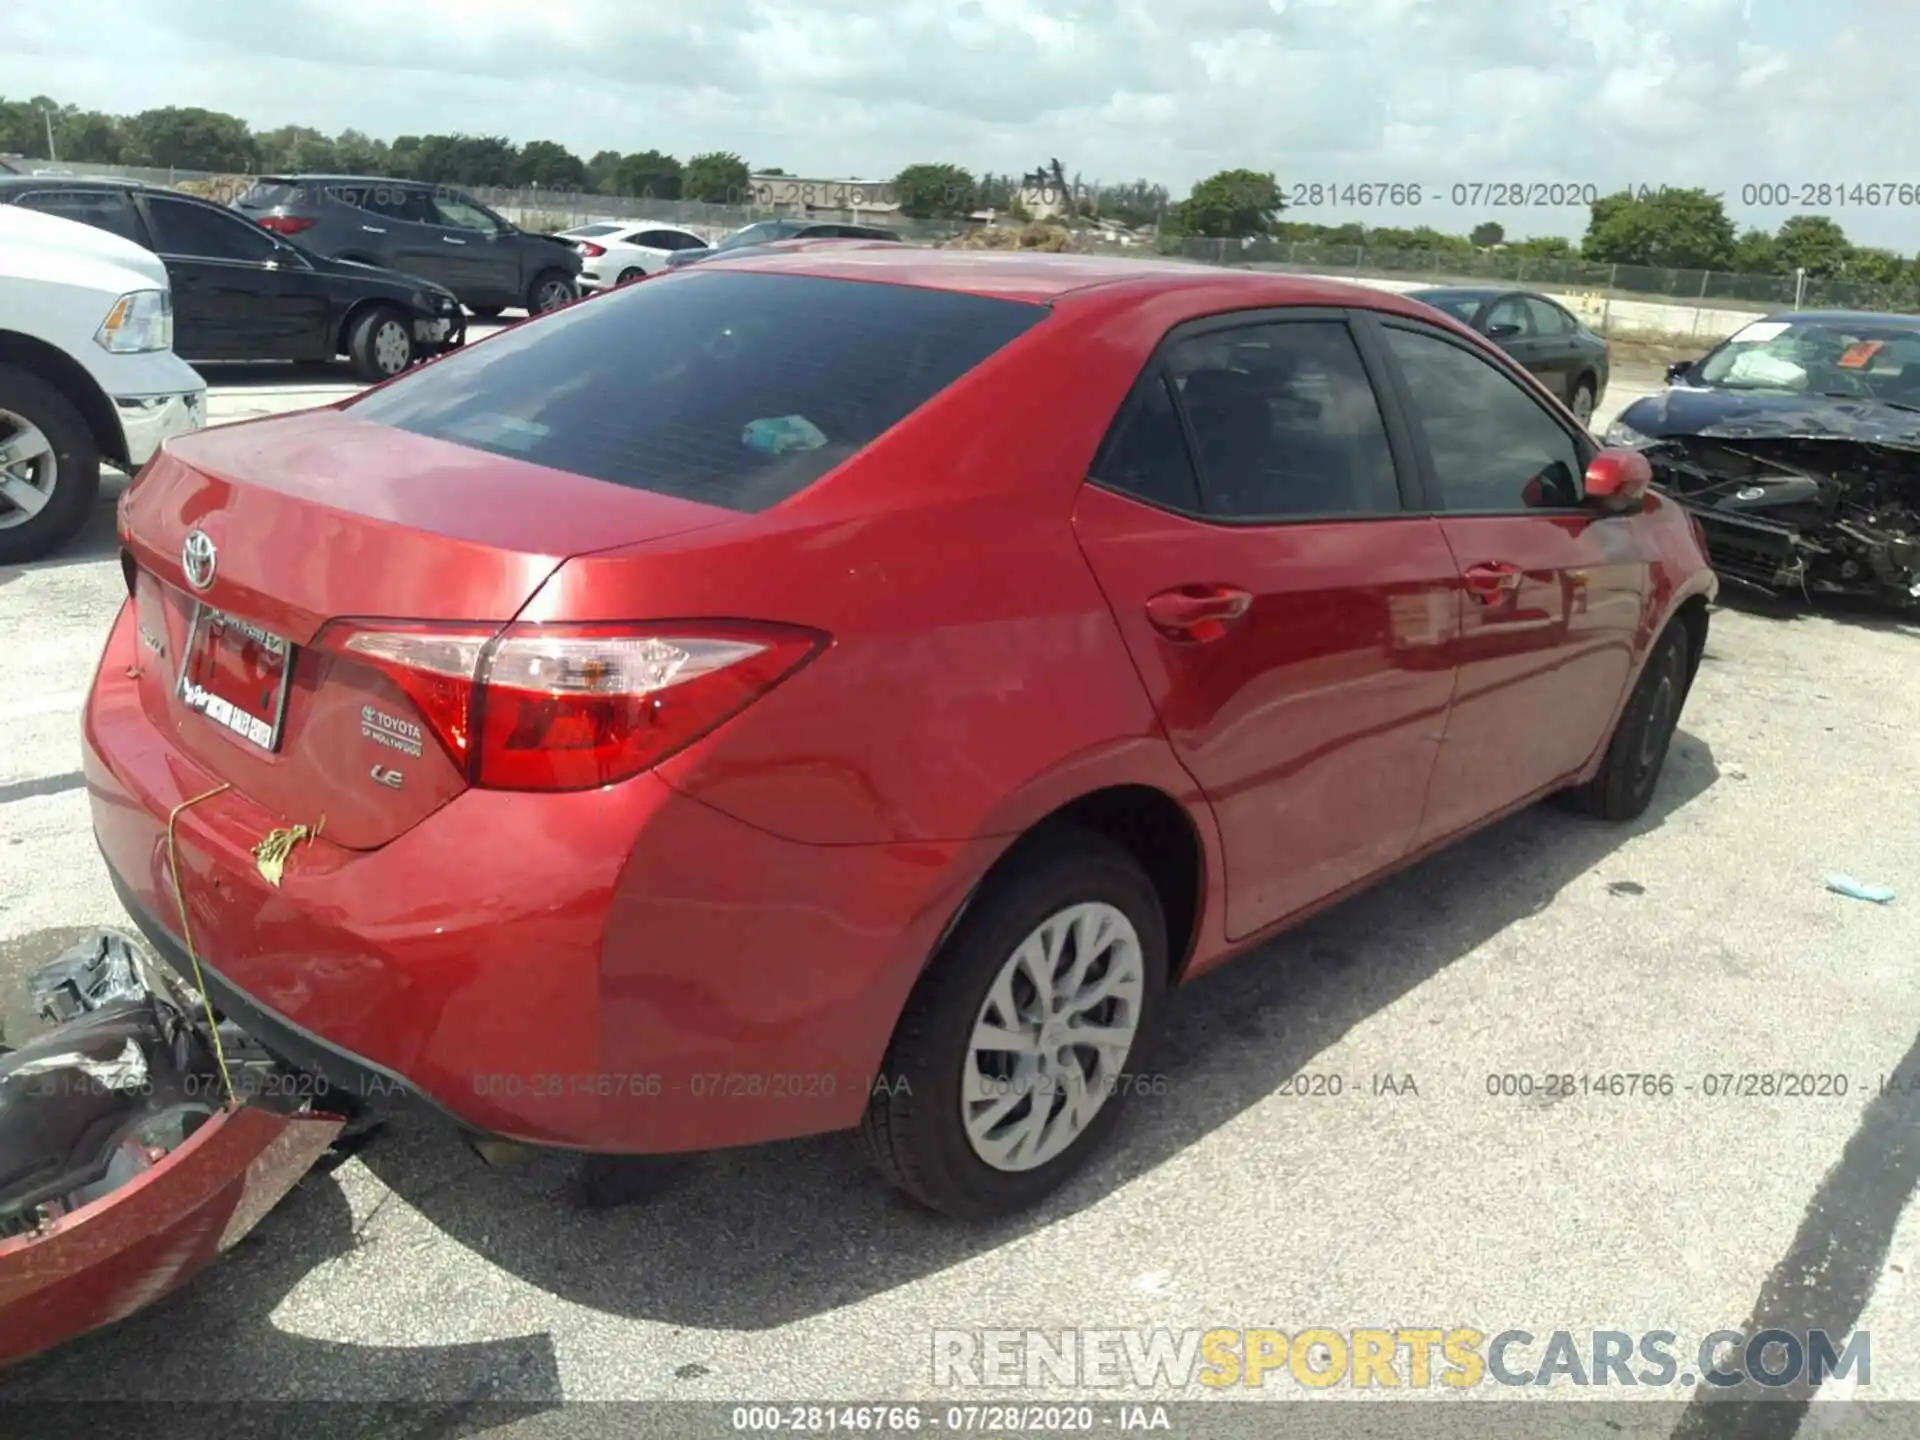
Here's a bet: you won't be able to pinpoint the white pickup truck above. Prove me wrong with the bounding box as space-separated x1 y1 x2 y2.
0 205 207 564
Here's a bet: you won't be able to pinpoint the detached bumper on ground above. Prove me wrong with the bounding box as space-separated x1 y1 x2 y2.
0 933 343 1368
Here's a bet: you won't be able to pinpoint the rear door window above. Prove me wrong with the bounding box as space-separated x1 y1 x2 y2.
12 188 146 245
141 196 279 261
345 270 1048 512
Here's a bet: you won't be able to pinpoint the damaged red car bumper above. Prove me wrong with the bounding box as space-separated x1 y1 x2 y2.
0 935 343 1367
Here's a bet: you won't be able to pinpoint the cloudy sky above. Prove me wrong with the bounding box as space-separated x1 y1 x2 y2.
7 0 1920 246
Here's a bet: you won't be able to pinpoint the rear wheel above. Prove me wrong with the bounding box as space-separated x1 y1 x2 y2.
862 832 1167 1219
0 365 100 566
346 305 414 382
1570 376 1597 428
527 270 577 314
617 267 645 285
1562 623 1692 820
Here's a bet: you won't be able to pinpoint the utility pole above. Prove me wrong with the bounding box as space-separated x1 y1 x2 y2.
41 106 57 164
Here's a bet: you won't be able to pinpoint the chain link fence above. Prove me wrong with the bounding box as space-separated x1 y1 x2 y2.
35 161 1920 337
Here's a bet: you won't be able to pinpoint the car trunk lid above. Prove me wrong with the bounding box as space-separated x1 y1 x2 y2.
117 407 738 850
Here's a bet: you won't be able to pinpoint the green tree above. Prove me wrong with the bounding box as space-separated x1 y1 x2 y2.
683 150 750 204
119 105 255 170
1508 235 1574 260
1094 179 1170 229
1731 228 1778 274
894 162 976 219
1772 214 1852 278
586 149 623 192
1469 220 1504 247
254 124 338 173
1167 168 1284 238
333 128 390 175
1581 187 1735 270
1848 247 1907 286
610 149 682 199
514 139 586 190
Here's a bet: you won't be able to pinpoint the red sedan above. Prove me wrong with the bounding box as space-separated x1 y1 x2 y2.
80 248 1714 1224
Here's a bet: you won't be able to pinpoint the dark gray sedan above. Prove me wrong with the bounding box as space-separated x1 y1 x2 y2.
1407 286 1611 427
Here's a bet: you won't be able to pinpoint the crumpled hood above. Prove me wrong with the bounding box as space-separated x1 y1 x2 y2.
1622 385 1920 450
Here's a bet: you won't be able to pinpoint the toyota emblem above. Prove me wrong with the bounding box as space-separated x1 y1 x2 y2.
181 529 217 591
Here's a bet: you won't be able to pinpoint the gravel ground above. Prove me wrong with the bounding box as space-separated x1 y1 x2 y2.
1 357 1916 1437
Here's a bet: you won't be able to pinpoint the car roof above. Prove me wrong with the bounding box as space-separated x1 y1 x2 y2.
1408 285 1527 303
1754 309 1920 328
691 244 1479 312
258 173 430 186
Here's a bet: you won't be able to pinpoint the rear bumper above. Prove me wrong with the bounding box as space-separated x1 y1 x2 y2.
82 599 989 1153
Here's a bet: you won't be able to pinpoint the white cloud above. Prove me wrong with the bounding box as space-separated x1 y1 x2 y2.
5 0 1920 246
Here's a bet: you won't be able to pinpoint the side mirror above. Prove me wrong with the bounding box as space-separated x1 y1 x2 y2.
1665 359 1693 385
1487 322 1523 340
1584 447 1653 511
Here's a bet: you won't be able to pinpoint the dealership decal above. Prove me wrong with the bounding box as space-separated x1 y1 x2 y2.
361 704 423 758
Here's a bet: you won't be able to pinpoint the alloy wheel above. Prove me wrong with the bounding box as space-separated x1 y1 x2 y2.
535 279 573 312
961 901 1145 1172
0 408 56 532
1572 386 1595 427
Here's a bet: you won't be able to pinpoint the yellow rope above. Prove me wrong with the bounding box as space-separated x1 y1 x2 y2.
164 782 237 1111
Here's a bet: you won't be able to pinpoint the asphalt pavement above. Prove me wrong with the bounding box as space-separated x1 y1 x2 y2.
3 356 1918 1430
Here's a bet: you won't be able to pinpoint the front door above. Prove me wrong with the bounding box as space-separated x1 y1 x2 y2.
137 194 330 361
1365 316 1649 846
1072 312 1461 943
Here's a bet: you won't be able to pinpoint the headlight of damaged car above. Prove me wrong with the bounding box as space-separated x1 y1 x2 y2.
1603 418 1654 448
94 290 173 354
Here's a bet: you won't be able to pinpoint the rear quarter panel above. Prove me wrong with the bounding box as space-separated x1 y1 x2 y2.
518 297 1209 847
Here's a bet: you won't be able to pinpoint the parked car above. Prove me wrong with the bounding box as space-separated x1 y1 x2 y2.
559 222 710 290
0 205 206 563
0 177 465 381
76 251 1713 1242
1406 286 1610 427
232 175 582 319
664 217 903 267
1606 310 1920 606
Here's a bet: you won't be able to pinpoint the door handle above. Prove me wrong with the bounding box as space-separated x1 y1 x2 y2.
1462 562 1524 603
1145 585 1253 642
361 225 387 233
442 236 467 245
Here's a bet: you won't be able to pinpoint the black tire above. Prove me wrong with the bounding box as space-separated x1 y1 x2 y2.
346 305 414 382
0 363 101 566
617 267 645 285
862 830 1168 1220
1562 623 1693 820
468 305 506 322
1569 376 1598 428
526 269 577 314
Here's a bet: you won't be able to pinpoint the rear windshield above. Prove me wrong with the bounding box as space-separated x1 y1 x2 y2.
345 270 1048 512
565 223 623 237
1414 293 1482 323
236 180 304 209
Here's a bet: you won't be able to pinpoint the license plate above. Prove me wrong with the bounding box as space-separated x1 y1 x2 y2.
177 604 295 753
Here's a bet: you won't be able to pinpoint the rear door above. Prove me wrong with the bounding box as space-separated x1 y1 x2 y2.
1072 310 1461 941
135 193 331 361
1364 315 1648 846
425 192 522 302
348 183 454 287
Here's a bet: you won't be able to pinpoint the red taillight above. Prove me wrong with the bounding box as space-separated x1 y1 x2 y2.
257 215 317 235
576 241 606 257
313 620 826 792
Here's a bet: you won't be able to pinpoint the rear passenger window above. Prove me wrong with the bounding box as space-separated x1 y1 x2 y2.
14 189 144 245
346 270 1047 512
1162 320 1402 519
1090 369 1203 513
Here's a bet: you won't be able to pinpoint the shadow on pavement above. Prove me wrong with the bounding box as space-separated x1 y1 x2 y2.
0 733 1722 1397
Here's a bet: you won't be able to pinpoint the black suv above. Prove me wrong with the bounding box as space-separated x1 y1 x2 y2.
235 176 582 318
0 176 465 380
